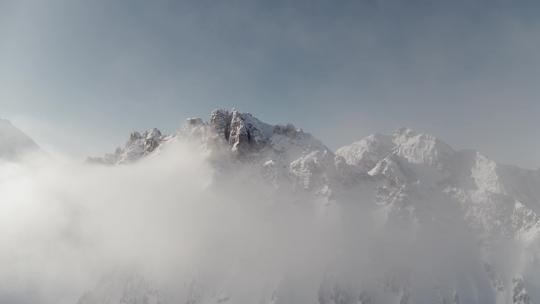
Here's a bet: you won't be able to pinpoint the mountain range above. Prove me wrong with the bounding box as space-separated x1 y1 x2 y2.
3 109 540 304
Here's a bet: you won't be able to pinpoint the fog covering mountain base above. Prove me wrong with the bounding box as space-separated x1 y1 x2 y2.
2 109 540 304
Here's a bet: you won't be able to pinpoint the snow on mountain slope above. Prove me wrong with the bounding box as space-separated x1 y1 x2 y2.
335 133 393 171
337 126 540 240
336 128 454 172
83 109 540 304
392 127 455 168
88 128 171 164
0 118 40 160
91 109 337 195
90 108 540 243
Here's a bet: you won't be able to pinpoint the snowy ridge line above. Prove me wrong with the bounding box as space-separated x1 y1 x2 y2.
9 108 537 304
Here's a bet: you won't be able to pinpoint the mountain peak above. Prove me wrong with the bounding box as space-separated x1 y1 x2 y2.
335 133 393 171
209 109 274 154
336 127 455 172
91 109 328 165
0 118 40 160
88 127 167 164
391 127 454 167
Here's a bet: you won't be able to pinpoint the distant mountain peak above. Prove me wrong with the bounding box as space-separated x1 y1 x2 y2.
91 109 329 165
337 127 455 172
0 118 40 160
88 127 168 165
391 127 455 167
209 108 274 154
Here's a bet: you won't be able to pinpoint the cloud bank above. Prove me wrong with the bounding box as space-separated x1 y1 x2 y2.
0 137 521 304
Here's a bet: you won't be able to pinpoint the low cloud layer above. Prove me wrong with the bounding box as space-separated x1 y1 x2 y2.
0 139 524 304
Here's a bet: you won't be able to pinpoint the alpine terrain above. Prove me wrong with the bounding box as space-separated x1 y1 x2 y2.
3 110 540 304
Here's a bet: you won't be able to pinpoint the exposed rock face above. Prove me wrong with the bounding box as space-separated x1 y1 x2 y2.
90 109 336 197
208 109 274 155
209 109 232 141
92 109 325 164
88 128 168 164
228 111 270 153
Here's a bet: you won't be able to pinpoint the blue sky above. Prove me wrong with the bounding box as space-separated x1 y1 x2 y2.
1 0 539 167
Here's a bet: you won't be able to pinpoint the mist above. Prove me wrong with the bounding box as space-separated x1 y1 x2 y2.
0 136 523 304
1 1 539 302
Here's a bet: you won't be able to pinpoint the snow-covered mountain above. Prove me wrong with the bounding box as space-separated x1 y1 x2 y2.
81 109 540 304
0 118 40 160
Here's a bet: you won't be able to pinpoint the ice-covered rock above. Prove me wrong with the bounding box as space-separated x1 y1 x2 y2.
338 128 455 172
289 150 335 195
336 133 393 171
88 128 168 164
392 127 454 168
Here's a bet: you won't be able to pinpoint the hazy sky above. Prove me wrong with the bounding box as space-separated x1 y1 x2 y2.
1 0 539 167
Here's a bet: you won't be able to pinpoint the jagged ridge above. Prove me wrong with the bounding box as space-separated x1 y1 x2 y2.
84 109 540 304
